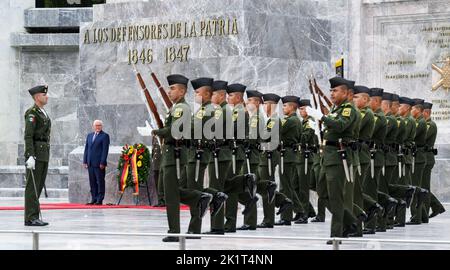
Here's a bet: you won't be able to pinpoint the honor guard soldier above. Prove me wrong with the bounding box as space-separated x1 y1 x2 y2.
276 95 304 226
408 98 429 224
24 85 51 226
306 77 358 244
423 102 445 219
152 74 214 242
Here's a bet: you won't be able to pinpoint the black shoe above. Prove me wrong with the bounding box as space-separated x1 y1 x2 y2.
396 199 407 214
405 186 415 208
237 224 256 230
242 196 258 215
155 200 166 207
86 201 95 205
198 193 213 218
274 219 291 226
343 223 358 237
357 212 368 223
416 188 429 209
185 231 201 239
386 224 394 230
292 213 304 222
376 227 387 232
210 192 228 217
406 220 421 225
367 203 384 222
257 222 274 228
267 182 277 204
308 209 317 218
94 202 103 205
276 198 293 215
24 219 49 226
394 222 405 227
429 208 445 218
294 217 308 224
362 228 376 234
162 236 179 242
244 173 257 198
224 228 236 233
311 216 325 222
326 240 342 245
347 232 363 237
203 229 225 235
384 198 398 217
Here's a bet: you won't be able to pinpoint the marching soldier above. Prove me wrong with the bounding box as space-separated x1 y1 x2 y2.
184 77 228 235
152 74 214 242
203 80 233 235
306 77 358 243
276 96 304 225
362 88 387 234
408 98 428 224
257 93 293 228
24 85 51 226
423 102 445 220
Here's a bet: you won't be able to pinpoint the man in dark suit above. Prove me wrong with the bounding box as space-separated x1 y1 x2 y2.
83 120 110 205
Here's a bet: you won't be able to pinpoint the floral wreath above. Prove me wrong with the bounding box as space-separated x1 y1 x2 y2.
117 143 150 195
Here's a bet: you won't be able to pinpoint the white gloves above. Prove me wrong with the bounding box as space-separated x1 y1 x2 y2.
26 156 35 170
306 106 324 120
137 120 154 137
308 119 317 130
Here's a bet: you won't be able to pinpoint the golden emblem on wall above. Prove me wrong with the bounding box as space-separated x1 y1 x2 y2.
432 56 450 92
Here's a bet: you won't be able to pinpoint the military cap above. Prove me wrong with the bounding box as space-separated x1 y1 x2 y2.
329 76 355 89
391 94 399 102
227 83 246 94
369 88 384 97
412 98 425 106
298 99 311 107
281 95 299 104
353 85 370 94
246 90 263 99
28 85 48 96
263 93 280 103
399 96 414 106
191 77 214 90
167 74 189 87
423 102 433 109
382 92 392 101
212 80 228 91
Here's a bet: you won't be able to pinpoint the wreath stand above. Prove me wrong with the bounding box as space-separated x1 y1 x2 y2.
116 179 152 206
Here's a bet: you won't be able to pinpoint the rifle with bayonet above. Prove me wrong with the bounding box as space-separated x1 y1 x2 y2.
194 139 204 182
338 139 351 182
150 72 173 110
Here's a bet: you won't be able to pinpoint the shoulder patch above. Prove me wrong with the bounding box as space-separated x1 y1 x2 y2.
28 114 36 123
281 119 287 126
342 108 352 117
232 110 239 122
196 108 205 119
267 120 275 129
214 108 222 120
173 107 183 118
250 117 258 128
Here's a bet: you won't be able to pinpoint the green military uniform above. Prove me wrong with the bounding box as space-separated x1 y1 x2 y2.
400 112 416 186
423 103 441 221
153 82 208 237
320 96 358 237
278 97 303 223
150 138 164 206
363 88 387 232
24 97 51 224
410 99 428 223
208 96 232 232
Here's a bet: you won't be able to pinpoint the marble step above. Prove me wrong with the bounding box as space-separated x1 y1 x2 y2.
0 188 68 198
0 166 68 189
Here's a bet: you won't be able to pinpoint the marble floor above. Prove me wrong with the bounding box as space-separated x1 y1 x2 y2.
0 198 449 250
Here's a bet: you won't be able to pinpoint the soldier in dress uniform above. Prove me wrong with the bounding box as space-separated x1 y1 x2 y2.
24 85 51 226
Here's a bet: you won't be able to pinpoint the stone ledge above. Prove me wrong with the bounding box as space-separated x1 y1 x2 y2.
0 188 68 198
10 33 79 48
24 8 93 29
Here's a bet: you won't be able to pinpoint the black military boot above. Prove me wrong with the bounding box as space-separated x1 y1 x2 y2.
244 173 257 198
267 182 277 204
24 219 49 226
257 222 274 228
311 216 325 222
429 207 446 218
367 203 384 222
276 198 293 215
405 186 415 208
384 197 398 218
415 188 429 209
162 236 179 242
242 196 258 215
237 224 256 230
274 219 291 226
198 193 213 218
210 192 228 217
343 223 358 237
